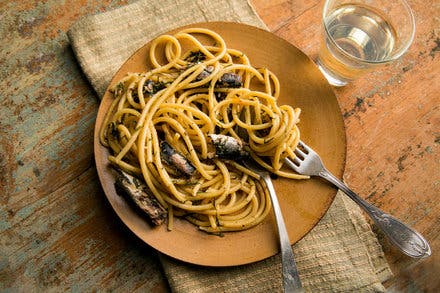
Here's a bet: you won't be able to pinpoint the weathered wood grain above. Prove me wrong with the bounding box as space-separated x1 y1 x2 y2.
252 0 440 291
0 0 167 291
0 0 438 291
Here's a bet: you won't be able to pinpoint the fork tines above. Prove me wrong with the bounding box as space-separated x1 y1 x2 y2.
291 141 308 165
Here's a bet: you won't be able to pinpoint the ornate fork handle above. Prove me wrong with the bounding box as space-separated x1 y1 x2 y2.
319 169 431 258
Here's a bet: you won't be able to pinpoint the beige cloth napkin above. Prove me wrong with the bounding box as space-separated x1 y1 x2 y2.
68 0 392 291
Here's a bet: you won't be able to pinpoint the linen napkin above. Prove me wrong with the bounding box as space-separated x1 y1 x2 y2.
67 0 393 291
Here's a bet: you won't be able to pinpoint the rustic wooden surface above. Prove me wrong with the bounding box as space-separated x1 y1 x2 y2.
0 0 438 291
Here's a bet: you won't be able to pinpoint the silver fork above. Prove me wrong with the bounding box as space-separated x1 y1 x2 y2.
243 158 303 293
285 141 431 259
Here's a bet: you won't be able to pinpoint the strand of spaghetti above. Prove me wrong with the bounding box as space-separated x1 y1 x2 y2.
100 28 306 232
219 203 254 221
232 103 275 131
207 64 264 114
156 103 213 157
200 175 224 189
215 184 256 214
156 108 207 149
116 124 135 146
108 156 141 175
185 185 225 200
212 160 231 208
214 99 272 130
184 185 253 216
112 108 141 122
99 94 121 146
270 108 300 168
178 27 227 63
269 110 300 170
100 74 139 143
136 73 155 107
137 63 205 128
219 195 259 227
138 65 207 166
262 68 272 95
152 116 212 180
215 180 243 206
107 139 122 156
116 91 128 111
226 161 260 179
202 181 271 232
201 207 269 232
161 193 213 211
269 69 281 98
114 128 140 162
225 191 238 210
191 180 204 197
184 65 221 89
149 34 181 69
148 120 190 203
174 33 216 60
125 79 143 109
145 161 179 205
249 109 288 154
272 142 288 172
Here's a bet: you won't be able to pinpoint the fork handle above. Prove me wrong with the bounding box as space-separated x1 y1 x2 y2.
318 169 431 259
261 174 304 292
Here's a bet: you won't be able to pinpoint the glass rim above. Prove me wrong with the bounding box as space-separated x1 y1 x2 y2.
322 0 416 65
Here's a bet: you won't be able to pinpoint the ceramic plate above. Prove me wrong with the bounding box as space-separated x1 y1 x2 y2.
94 22 346 266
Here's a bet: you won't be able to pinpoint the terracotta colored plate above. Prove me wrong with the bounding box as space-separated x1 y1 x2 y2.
94 22 346 266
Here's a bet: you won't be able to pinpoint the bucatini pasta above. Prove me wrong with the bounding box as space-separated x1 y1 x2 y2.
100 28 307 233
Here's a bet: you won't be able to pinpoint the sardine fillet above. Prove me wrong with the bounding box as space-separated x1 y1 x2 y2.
114 170 167 226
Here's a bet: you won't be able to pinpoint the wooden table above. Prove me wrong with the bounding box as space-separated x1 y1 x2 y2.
1 0 438 291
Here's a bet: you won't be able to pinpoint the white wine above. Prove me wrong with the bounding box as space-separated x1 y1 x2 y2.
318 4 398 84
326 4 396 61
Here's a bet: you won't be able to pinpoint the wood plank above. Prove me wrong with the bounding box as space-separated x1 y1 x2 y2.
251 0 440 291
1 0 167 291
1 0 438 291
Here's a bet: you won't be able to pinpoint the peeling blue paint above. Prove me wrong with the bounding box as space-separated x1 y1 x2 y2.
0 208 12 232
15 204 36 220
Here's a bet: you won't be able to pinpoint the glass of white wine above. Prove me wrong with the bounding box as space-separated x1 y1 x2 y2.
317 0 415 86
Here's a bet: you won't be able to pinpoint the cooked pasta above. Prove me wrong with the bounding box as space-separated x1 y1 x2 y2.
100 27 308 233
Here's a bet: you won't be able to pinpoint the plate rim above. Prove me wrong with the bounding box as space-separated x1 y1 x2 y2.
93 21 347 266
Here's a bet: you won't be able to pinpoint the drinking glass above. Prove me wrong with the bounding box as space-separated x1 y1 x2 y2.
316 0 415 86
